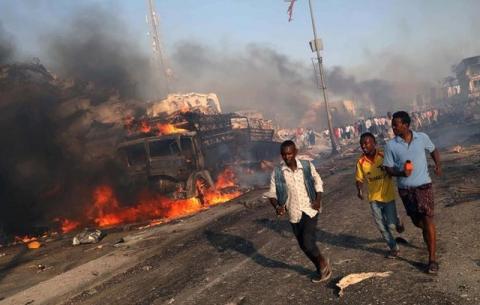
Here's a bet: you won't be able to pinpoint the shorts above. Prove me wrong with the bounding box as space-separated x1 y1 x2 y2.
398 183 434 217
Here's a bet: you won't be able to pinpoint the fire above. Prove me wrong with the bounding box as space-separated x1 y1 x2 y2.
88 187 203 227
55 218 81 233
156 123 187 135
15 236 38 243
214 167 236 189
27 241 42 249
85 168 242 228
203 168 242 205
124 117 188 136
203 189 242 206
139 120 152 133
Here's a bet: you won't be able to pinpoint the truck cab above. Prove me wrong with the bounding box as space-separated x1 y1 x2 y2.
118 131 213 199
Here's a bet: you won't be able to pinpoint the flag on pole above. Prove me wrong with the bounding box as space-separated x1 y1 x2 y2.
287 0 297 22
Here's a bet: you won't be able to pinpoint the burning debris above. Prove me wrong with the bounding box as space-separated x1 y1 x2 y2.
118 97 279 204
0 59 145 238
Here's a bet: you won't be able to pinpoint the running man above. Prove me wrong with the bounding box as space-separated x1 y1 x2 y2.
355 132 404 258
383 111 441 274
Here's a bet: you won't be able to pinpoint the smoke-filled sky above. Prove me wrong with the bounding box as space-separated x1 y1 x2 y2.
1 0 480 122
1 0 479 72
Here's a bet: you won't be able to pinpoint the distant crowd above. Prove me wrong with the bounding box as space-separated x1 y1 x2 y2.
276 108 443 149
324 109 441 144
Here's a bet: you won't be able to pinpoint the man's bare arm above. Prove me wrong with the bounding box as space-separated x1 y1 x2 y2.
269 197 285 216
430 148 441 176
268 197 278 208
355 181 364 200
385 166 407 177
311 192 323 211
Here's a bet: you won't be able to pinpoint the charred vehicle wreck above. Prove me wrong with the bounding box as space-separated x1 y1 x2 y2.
118 111 280 203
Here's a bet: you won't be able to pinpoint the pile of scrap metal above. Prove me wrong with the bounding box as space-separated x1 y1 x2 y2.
117 93 280 199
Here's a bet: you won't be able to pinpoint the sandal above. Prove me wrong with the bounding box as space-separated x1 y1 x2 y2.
427 261 439 275
312 259 332 283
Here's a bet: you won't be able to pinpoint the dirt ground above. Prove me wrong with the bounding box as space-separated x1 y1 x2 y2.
1 121 479 305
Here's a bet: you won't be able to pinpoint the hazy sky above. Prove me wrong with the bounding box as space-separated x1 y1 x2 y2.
1 0 479 81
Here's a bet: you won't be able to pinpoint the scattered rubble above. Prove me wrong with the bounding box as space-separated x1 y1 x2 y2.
336 271 392 297
113 238 125 247
72 229 104 246
451 145 463 153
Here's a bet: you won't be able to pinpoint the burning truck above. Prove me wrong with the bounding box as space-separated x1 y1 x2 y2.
117 93 280 203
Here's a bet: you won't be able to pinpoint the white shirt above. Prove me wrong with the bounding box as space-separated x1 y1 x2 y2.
265 158 324 223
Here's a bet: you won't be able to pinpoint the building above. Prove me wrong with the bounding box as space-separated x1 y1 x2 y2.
455 56 480 99
442 76 461 98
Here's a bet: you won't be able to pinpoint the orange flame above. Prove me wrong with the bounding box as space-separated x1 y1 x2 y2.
86 168 242 228
156 123 188 135
139 120 152 133
27 241 42 249
55 218 81 233
214 167 237 189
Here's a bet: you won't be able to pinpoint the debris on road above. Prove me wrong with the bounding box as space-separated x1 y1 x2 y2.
72 229 104 246
336 271 392 297
333 259 354 265
113 238 125 247
451 145 463 153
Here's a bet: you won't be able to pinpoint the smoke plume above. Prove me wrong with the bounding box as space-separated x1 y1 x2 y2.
0 7 150 236
45 6 153 99
0 23 14 64
169 42 432 128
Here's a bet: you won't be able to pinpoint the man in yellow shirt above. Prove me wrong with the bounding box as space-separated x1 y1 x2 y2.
355 132 404 258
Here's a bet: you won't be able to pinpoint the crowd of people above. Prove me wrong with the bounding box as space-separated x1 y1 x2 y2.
276 108 443 153
325 109 441 144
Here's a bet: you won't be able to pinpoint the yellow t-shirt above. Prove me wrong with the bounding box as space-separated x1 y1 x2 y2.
355 150 395 203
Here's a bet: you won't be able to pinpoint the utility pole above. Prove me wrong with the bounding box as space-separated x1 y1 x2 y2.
307 0 339 154
146 0 173 95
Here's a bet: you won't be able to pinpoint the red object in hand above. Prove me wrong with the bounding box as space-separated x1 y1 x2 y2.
404 160 414 171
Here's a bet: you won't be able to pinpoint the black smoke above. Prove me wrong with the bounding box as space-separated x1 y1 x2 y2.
0 23 14 64
45 6 153 99
0 7 151 237
170 42 423 127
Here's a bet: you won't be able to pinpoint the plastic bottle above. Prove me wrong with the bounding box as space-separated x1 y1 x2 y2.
404 160 414 171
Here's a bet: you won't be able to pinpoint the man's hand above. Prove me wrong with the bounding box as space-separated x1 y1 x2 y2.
357 190 364 200
311 199 322 212
355 181 364 200
275 205 286 216
434 164 442 176
404 168 412 177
